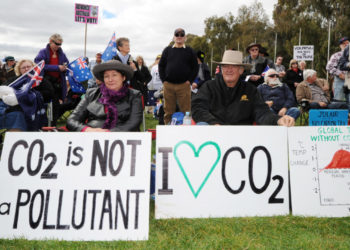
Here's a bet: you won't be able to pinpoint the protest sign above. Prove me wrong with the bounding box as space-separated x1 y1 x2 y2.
155 126 289 219
289 126 350 217
293 45 314 61
0 132 151 241
75 3 98 24
309 109 349 126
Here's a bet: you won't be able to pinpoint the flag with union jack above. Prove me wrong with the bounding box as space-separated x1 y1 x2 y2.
8 60 47 130
101 32 117 61
68 57 93 82
66 69 86 94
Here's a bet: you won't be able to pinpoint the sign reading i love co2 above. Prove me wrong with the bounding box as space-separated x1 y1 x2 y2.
155 126 290 219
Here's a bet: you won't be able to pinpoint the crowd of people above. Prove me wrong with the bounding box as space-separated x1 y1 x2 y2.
1 30 350 133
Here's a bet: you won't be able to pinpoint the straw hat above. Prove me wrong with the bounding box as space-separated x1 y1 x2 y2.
93 60 134 82
214 50 252 70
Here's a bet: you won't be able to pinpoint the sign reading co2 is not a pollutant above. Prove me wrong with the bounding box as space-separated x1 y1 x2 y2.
155 126 289 219
0 132 151 241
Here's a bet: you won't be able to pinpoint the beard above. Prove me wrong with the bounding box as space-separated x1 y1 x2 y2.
268 78 283 88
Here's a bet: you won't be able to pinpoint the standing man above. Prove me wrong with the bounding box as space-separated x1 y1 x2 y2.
326 37 349 101
192 50 294 126
88 52 103 88
339 41 350 109
34 33 69 125
243 43 268 87
158 28 199 124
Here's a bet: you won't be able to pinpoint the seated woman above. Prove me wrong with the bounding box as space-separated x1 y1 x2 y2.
0 59 54 131
67 61 143 132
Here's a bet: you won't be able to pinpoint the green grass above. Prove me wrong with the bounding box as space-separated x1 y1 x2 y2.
1 113 349 249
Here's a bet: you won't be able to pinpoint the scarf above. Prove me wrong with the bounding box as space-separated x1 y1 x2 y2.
99 83 128 129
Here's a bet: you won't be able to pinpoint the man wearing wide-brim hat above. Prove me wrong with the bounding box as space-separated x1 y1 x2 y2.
243 42 269 87
191 50 295 126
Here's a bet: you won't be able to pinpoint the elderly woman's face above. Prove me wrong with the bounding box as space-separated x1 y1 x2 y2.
103 70 126 91
19 61 33 75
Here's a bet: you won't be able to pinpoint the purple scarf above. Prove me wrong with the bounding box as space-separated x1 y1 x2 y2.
99 83 128 129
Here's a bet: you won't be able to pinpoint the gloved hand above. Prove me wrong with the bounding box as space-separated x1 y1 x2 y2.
0 85 15 98
2 93 18 106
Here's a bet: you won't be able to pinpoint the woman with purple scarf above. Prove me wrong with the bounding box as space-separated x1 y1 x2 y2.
67 61 143 132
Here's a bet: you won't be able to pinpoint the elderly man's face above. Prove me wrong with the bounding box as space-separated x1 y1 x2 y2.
118 41 130 55
221 65 243 86
174 30 186 45
249 46 259 57
308 73 317 83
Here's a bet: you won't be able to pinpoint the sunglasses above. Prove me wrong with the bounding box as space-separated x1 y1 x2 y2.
53 41 62 46
250 48 259 52
175 32 185 37
268 74 279 78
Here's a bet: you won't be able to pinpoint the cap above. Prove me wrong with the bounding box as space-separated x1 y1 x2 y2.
5 56 15 62
339 37 349 45
174 28 185 35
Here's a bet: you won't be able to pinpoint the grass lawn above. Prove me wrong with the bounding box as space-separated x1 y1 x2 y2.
1 113 349 249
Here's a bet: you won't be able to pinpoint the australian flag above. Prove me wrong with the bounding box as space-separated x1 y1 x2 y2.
68 57 93 83
102 32 117 61
261 65 270 76
9 60 47 130
66 69 86 94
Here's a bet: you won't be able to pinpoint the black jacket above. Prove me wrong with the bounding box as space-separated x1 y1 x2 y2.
242 55 268 86
67 87 143 132
191 75 280 125
283 69 303 95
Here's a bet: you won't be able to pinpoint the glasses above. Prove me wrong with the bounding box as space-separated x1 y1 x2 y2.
20 65 32 70
175 32 185 37
53 41 62 46
268 74 279 78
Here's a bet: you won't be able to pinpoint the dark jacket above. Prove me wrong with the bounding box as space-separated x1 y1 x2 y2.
159 46 199 84
191 74 280 125
0 64 17 85
283 68 303 95
34 44 69 100
67 87 143 132
257 83 297 112
242 55 268 86
339 44 350 71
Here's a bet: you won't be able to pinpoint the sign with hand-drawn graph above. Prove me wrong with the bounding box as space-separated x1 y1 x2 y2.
288 126 350 217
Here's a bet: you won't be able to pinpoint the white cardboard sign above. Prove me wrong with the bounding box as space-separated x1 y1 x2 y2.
0 132 151 241
155 126 289 219
293 45 314 61
288 126 350 217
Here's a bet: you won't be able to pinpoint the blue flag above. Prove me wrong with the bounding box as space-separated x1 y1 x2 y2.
68 57 93 82
66 70 86 94
9 60 47 130
102 32 117 61
261 65 270 76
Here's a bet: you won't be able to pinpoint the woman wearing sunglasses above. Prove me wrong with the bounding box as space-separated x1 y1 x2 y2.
34 33 69 125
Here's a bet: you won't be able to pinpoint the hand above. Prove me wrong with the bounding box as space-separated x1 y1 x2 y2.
278 107 287 116
318 102 327 107
250 75 261 81
185 80 191 85
277 115 295 127
265 101 273 107
339 73 345 80
294 82 299 87
85 127 110 132
2 94 18 106
59 65 67 72
129 61 137 70
191 83 198 90
279 71 286 78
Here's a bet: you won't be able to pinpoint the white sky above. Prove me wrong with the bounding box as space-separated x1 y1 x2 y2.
0 0 277 66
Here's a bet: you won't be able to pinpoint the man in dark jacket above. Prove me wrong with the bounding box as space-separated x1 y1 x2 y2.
34 33 69 125
158 28 199 124
192 50 295 126
243 43 268 87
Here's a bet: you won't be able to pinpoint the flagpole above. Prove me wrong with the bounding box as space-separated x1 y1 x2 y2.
84 22 88 58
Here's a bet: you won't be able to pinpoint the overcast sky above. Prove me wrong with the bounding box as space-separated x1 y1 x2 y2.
0 0 277 66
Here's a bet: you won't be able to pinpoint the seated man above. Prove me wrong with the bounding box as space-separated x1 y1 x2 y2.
191 50 294 126
257 69 300 120
296 69 348 110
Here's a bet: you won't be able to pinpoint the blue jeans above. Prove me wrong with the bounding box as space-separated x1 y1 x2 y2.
309 101 348 110
333 76 345 101
285 107 300 120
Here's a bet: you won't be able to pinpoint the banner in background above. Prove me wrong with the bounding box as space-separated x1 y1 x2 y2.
75 3 98 24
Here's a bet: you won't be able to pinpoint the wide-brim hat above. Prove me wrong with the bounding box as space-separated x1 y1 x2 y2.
93 60 134 82
246 43 261 53
213 50 252 70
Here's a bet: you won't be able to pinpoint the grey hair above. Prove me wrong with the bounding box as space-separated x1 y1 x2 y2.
49 33 63 42
303 69 317 80
264 68 278 83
